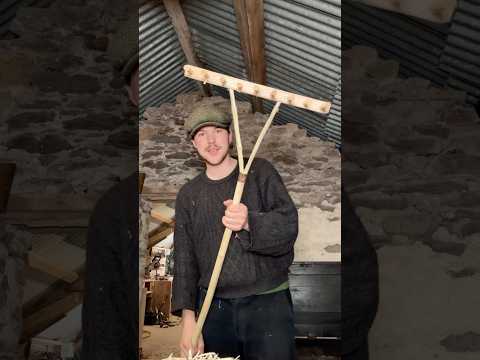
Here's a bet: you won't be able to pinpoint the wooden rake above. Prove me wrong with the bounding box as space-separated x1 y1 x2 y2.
183 65 331 348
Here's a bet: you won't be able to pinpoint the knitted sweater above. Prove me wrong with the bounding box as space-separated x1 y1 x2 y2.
171 158 298 316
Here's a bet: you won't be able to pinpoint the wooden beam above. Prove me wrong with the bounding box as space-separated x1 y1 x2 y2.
148 226 174 248
163 0 211 96
22 292 83 342
184 65 332 114
353 0 457 23
1 211 90 227
28 252 79 283
22 267 85 320
150 204 175 224
233 0 266 113
6 194 98 212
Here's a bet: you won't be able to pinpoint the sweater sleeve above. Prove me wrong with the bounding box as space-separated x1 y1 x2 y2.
238 161 298 256
171 189 199 316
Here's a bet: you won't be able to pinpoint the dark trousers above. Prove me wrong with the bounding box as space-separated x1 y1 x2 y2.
342 337 369 360
197 288 296 360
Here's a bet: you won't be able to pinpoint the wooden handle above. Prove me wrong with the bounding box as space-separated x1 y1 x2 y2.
191 93 281 348
192 177 246 346
184 65 331 114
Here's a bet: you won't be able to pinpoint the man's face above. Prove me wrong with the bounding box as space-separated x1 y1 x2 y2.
191 125 232 166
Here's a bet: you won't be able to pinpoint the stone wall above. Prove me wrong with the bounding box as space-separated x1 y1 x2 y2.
1 0 137 357
140 94 341 262
343 46 480 359
1 0 137 196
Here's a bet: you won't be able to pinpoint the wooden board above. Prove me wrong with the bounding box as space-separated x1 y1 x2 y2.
184 65 332 114
28 252 79 283
151 204 175 224
149 226 174 248
1 210 91 227
22 292 83 342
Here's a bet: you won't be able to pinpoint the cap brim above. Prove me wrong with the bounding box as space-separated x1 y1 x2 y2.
190 122 230 139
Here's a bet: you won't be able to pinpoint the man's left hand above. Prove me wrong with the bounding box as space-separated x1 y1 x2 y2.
222 199 249 232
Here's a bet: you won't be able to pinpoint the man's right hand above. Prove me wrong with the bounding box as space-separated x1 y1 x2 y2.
180 309 204 357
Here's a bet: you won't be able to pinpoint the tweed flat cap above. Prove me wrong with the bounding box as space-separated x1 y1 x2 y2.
185 105 231 139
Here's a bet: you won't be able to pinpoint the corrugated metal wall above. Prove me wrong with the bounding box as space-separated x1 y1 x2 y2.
440 0 480 105
183 0 341 142
342 0 450 86
139 0 197 115
343 0 479 107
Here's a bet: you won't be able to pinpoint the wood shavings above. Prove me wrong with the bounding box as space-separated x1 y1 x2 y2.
162 352 239 360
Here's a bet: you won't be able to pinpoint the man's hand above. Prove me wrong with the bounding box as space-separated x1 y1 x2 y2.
222 199 249 232
180 310 204 357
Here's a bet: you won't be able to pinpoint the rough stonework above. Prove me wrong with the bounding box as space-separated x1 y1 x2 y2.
0 1 137 358
1 0 137 197
343 46 480 359
140 95 341 262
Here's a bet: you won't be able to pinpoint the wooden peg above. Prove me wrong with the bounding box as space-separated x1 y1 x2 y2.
183 65 332 114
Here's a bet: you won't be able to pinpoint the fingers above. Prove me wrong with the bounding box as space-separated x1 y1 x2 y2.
180 344 190 358
180 338 195 358
223 200 246 212
197 335 205 355
222 216 243 231
223 200 248 231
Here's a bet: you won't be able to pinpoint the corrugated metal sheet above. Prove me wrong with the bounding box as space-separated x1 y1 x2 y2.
440 0 480 105
325 80 341 145
139 0 197 114
183 0 341 141
0 0 46 34
342 0 450 86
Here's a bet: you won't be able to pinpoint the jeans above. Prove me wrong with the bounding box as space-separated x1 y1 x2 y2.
197 288 296 360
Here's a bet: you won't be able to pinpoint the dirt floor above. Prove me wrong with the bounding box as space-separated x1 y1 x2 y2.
141 318 339 360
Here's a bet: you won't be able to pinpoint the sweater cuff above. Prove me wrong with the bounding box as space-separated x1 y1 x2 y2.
235 229 252 250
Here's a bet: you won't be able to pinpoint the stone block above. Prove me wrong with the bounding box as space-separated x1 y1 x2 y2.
440 332 480 352
106 130 137 149
365 59 399 82
382 215 432 236
7 111 55 131
430 154 480 176
63 113 124 130
32 71 101 94
0 54 35 87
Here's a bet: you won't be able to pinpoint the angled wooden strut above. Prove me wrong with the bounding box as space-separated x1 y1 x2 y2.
184 66 332 349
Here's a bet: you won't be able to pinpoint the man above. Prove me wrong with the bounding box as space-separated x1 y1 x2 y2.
341 186 379 360
172 105 299 359
81 12 139 359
